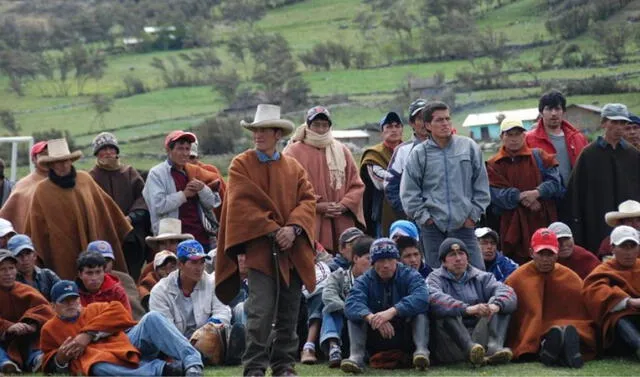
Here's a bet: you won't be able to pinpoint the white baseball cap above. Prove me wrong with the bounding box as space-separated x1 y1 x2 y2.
610 225 640 246
548 222 573 239
0 219 15 238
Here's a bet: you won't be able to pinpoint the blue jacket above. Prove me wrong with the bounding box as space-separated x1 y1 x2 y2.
400 135 490 231
385 137 422 215
345 263 429 321
327 254 350 272
427 265 517 320
484 252 518 282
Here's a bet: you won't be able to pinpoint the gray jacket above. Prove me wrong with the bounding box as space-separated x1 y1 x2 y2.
142 160 220 234
400 135 490 231
321 267 355 315
427 265 517 318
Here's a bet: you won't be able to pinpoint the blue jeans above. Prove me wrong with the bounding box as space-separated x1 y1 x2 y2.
232 302 247 326
0 345 42 371
319 311 345 351
91 360 166 376
126 312 202 369
420 224 485 270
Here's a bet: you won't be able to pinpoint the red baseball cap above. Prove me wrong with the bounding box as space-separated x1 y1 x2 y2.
30 141 47 158
530 228 559 254
164 130 196 149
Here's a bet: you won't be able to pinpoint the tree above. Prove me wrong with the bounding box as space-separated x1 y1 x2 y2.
68 45 107 94
91 94 113 129
0 110 20 136
0 50 39 96
592 22 633 64
217 0 267 26
195 115 244 155
179 49 221 83
211 69 242 105
38 51 74 96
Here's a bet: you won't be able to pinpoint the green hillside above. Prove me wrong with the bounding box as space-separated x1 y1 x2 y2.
1 0 639 178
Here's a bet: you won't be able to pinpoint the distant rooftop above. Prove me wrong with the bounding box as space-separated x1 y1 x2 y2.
332 130 370 139
568 104 602 113
462 108 539 128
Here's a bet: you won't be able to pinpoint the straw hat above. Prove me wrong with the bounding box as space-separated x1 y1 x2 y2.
145 218 194 248
240 104 295 136
605 200 640 227
37 139 82 166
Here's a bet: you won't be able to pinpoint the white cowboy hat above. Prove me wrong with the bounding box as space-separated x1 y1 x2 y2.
240 104 295 136
605 200 640 227
37 139 83 166
145 218 194 248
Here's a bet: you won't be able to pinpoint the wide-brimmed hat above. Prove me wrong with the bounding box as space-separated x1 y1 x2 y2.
37 139 82 166
145 218 194 248
605 200 640 227
240 104 294 136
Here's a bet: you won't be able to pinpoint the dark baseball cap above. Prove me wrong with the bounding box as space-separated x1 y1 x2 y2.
339 227 364 245
51 280 80 303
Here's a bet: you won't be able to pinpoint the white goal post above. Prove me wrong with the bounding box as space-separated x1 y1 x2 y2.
0 136 34 182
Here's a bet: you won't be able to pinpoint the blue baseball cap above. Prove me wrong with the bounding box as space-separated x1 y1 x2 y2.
176 240 211 261
389 220 419 242
87 240 115 260
51 280 80 303
629 114 640 125
7 234 35 256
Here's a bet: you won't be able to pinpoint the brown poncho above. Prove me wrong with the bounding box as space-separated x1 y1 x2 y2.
215 150 316 304
0 170 47 233
582 258 640 348
40 302 139 376
89 164 147 216
25 171 133 279
505 262 597 359
0 282 54 368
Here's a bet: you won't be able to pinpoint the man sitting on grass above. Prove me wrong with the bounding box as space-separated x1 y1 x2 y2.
8 234 60 301
474 227 518 282
75 251 131 314
40 280 204 376
342 238 429 373
428 238 516 367
390 220 432 278
138 250 178 311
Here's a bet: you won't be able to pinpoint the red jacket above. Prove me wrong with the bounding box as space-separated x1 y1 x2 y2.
78 273 132 314
525 119 588 167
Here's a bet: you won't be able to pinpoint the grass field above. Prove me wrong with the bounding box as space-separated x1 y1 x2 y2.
201 358 639 376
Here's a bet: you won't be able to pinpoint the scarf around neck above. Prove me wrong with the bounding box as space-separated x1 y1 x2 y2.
96 156 121 171
289 124 346 190
49 165 77 189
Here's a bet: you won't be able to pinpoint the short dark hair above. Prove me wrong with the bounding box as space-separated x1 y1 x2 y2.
352 236 374 258
168 138 192 150
395 236 420 254
423 101 449 123
76 251 106 272
538 90 566 113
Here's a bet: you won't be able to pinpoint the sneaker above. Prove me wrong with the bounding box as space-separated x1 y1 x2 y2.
328 345 342 368
162 360 183 376
539 326 563 366
30 353 44 372
412 352 430 371
1 361 21 375
244 369 265 377
485 348 513 365
226 323 246 366
562 325 584 369
469 344 486 367
300 348 317 365
273 367 298 376
340 358 364 374
184 365 204 377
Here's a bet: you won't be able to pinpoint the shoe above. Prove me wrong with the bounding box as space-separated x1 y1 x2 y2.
485 348 513 365
1 361 21 375
184 365 204 377
273 367 298 376
328 345 342 368
469 344 486 367
300 348 317 364
412 352 430 371
340 358 364 374
540 326 563 366
562 325 584 368
226 323 246 366
244 369 265 377
30 353 44 372
162 360 183 376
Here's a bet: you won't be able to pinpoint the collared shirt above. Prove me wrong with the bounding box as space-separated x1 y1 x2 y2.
596 136 629 150
17 266 60 301
256 150 281 163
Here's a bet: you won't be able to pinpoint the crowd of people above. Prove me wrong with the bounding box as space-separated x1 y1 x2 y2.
1 91 640 377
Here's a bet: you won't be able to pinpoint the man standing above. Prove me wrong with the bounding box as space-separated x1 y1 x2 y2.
0 158 13 208
624 115 640 150
487 118 563 263
215 104 317 377
284 106 364 253
525 90 588 187
360 112 403 237
547 222 599 279
0 142 47 232
89 132 149 280
583 226 640 359
386 99 429 218
25 139 132 280
8 234 60 301
143 130 224 251
564 103 640 252
401 101 490 270
506 228 596 368
0 250 53 374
